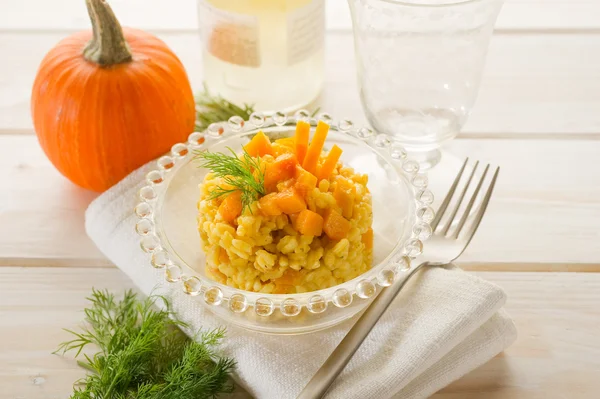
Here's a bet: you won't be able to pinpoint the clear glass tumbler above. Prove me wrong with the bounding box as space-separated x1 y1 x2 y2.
348 0 503 167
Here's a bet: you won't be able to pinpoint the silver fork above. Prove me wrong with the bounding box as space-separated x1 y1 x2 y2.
297 159 500 399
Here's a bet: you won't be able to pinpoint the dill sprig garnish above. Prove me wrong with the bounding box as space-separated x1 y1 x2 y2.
195 147 265 212
55 289 235 399
195 84 254 132
195 83 322 132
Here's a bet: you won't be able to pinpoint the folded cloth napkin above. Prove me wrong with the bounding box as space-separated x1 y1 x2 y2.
85 163 517 399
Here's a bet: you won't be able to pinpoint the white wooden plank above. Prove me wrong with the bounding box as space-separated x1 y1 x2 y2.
0 267 598 398
0 135 105 265
328 0 600 32
2 32 600 136
321 32 600 136
1 0 599 31
436 271 600 399
425 139 600 267
1 135 599 268
0 266 249 398
0 0 198 32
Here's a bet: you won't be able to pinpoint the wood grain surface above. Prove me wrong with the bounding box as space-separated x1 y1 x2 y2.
1 268 598 399
2 135 599 269
1 0 599 398
1 0 600 31
2 32 600 136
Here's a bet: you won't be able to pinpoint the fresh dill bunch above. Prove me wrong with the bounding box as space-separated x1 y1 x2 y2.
195 82 323 132
195 84 254 132
195 147 265 212
55 289 235 399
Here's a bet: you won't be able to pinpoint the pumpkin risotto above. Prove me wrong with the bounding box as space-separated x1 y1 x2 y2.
196 121 373 294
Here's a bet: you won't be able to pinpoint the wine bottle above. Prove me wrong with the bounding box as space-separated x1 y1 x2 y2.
198 0 325 113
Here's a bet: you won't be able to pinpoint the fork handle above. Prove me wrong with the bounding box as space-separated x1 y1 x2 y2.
297 262 429 399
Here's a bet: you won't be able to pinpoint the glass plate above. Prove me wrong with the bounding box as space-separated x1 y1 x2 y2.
135 111 434 334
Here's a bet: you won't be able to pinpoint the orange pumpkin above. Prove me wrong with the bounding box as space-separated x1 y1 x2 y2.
31 0 195 191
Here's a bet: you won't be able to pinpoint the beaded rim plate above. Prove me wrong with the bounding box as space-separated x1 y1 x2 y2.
134 110 435 319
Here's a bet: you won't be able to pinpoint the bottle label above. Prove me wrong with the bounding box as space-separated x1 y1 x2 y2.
198 1 261 67
287 0 325 65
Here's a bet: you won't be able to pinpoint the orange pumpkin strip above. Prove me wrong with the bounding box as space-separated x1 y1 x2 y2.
317 144 343 181
294 121 310 164
302 121 330 175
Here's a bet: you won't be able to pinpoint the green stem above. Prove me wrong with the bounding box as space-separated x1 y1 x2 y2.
83 0 132 66
77 360 97 373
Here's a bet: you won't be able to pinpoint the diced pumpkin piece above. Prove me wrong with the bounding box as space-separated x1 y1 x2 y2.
294 120 310 164
275 136 296 148
296 209 324 237
302 121 330 175
289 213 300 229
275 188 307 214
244 131 274 157
333 183 356 219
272 142 295 157
218 191 242 223
259 192 282 216
323 208 351 241
294 165 318 195
264 153 298 192
277 178 295 192
273 284 294 294
317 144 343 181
274 269 301 286
362 227 374 249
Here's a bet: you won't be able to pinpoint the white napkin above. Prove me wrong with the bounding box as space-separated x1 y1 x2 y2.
85 163 517 399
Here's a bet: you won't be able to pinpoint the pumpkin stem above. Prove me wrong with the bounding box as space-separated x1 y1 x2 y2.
83 0 132 66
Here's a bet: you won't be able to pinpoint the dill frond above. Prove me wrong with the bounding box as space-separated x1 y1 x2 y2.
195 84 254 132
195 147 265 212
55 289 235 399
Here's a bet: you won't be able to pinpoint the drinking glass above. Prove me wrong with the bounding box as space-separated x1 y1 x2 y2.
348 0 503 168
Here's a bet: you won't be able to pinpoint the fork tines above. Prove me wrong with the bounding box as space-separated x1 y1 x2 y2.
430 158 500 239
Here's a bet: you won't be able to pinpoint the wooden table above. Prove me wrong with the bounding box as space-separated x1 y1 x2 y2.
1 1 599 398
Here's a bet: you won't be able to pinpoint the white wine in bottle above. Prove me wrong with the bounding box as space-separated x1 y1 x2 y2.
198 0 325 113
